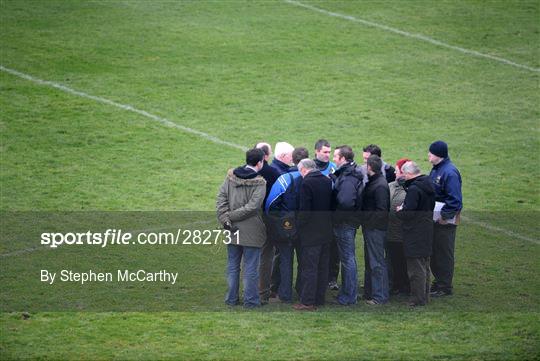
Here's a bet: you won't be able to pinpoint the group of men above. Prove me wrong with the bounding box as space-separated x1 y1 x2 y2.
216 139 462 310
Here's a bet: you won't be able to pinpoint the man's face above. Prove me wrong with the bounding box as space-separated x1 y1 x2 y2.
428 152 442 165
282 152 293 166
362 151 371 164
316 146 331 162
366 164 373 176
333 149 345 167
403 172 414 181
395 166 403 179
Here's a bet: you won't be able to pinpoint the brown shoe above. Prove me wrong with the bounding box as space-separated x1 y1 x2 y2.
293 303 317 311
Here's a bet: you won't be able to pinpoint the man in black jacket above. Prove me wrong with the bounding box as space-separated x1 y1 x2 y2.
293 159 333 311
331 145 363 305
396 161 436 307
361 155 390 305
255 142 282 304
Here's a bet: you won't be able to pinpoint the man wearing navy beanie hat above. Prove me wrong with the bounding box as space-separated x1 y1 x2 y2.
429 141 449 159
428 140 462 297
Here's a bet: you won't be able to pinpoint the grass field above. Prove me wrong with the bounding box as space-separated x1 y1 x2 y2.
1 0 539 360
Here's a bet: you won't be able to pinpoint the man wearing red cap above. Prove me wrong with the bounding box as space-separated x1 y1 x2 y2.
386 158 412 296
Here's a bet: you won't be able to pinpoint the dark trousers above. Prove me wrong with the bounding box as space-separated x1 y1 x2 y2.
270 249 281 294
431 223 457 293
387 242 410 293
406 257 430 305
300 243 330 306
258 238 275 301
294 242 303 296
328 236 340 282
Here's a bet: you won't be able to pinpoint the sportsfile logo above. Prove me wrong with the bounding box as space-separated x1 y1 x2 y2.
40 229 240 248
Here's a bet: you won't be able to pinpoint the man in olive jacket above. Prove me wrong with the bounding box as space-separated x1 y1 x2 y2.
396 161 436 307
216 148 267 308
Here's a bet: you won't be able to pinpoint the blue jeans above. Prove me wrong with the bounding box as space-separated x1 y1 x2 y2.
276 242 293 302
362 228 389 304
225 244 261 307
334 225 358 305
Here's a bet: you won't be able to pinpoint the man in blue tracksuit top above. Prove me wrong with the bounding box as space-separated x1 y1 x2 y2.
265 147 309 302
428 140 463 297
259 142 294 303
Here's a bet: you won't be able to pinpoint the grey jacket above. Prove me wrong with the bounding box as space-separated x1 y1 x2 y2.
216 168 267 248
387 180 406 243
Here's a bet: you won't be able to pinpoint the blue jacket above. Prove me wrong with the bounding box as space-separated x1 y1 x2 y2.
429 158 463 220
315 160 337 176
265 171 302 213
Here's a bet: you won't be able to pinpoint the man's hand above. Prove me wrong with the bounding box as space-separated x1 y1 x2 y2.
223 222 239 233
438 218 448 225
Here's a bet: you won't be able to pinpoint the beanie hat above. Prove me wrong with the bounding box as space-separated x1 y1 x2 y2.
429 141 448 159
395 158 411 172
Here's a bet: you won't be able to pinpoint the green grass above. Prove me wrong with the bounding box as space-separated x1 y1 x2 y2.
1 0 539 360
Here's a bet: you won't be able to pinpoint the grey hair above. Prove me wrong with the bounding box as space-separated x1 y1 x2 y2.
274 142 294 159
401 161 421 175
298 158 317 172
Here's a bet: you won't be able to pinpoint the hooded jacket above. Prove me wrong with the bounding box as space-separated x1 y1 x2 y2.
216 167 266 248
396 175 435 258
331 161 364 227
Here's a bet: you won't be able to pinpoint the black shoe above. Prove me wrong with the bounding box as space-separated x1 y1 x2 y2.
430 290 452 298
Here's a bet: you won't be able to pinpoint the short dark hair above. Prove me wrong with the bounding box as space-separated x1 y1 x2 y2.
367 154 382 174
292 147 309 165
336 145 354 162
246 148 264 166
363 144 382 157
256 143 270 157
315 139 330 151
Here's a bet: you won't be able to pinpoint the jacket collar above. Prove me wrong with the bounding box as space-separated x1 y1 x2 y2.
314 158 330 171
367 172 382 182
271 158 290 172
305 169 323 179
433 157 450 170
334 161 355 176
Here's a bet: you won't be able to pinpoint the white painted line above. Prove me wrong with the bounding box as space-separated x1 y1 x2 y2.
461 215 539 245
0 65 248 151
284 0 540 73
